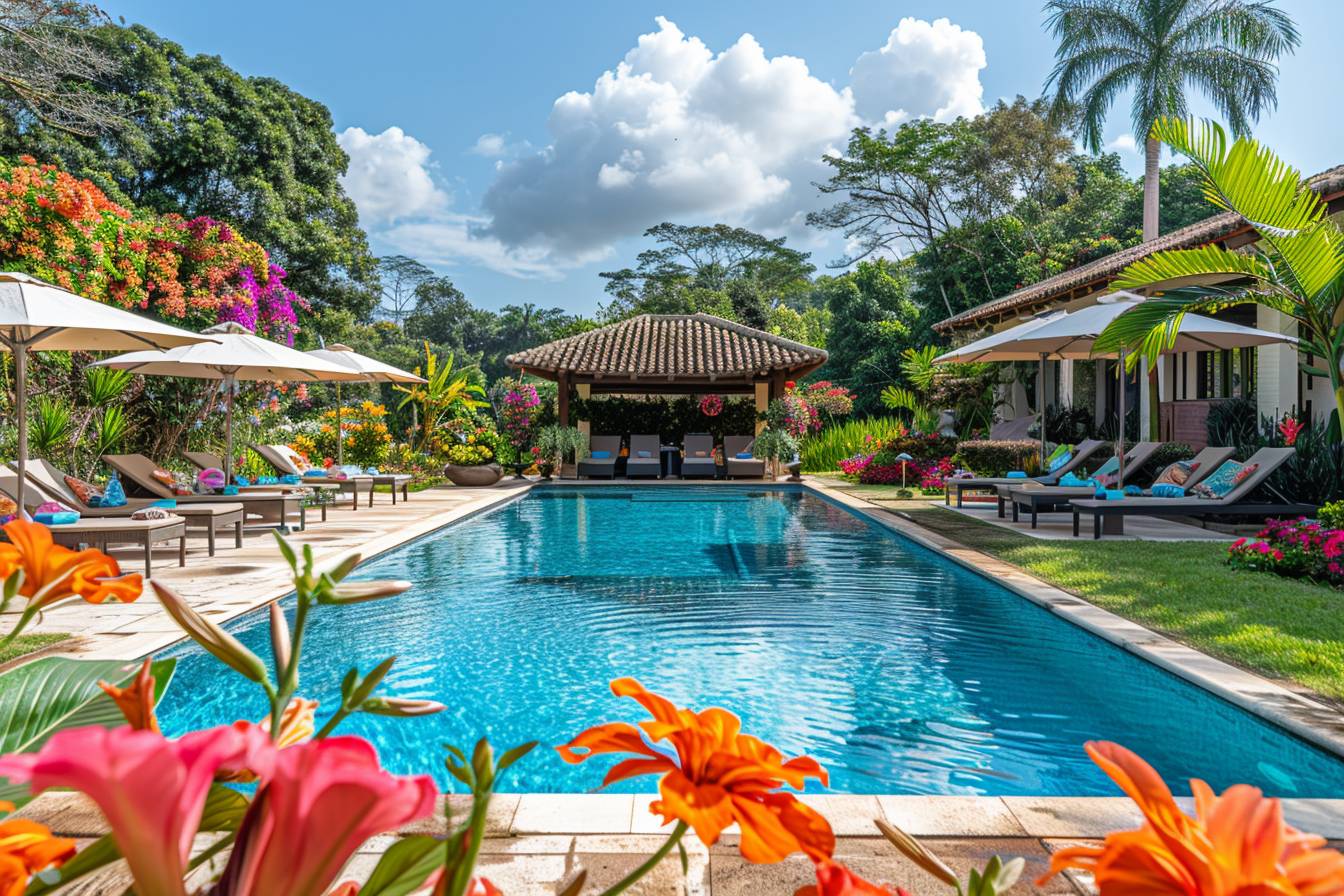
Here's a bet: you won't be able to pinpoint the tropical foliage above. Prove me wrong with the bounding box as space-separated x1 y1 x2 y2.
1098 118 1344 437
394 344 488 451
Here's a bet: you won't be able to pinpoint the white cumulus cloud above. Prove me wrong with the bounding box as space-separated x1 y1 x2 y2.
339 16 989 276
849 17 986 126
337 126 449 224
1106 133 1139 153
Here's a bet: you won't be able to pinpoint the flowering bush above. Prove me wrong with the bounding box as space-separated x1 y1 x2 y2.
498 382 542 461
0 156 305 342
791 380 855 419
768 395 821 438
440 414 504 466
1228 518 1344 587
311 401 393 468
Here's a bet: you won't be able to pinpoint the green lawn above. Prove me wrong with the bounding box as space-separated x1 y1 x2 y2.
823 480 1344 702
0 633 69 666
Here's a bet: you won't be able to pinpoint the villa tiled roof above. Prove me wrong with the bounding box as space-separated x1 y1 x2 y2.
935 163 1344 333
506 313 827 380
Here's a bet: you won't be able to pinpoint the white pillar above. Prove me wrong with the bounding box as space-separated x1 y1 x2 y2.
1059 359 1074 407
1138 355 1152 440
1256 306 1297 421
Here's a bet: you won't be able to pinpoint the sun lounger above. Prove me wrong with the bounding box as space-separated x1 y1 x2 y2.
7 459 245 555
101 454 307 530
946 438 1107 509
0 474 186 576
998 441 1161 526
250 445 372 511
625 434 662 479
577 435 620 479
246 446 412 506
724 436 766 479
1069 446 1315 538
1004 444 1236 528
681 434 718 479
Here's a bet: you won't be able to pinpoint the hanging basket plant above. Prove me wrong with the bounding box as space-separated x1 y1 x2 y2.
699 394 724 417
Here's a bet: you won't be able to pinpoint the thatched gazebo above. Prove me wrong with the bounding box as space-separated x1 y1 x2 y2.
506 313 827 434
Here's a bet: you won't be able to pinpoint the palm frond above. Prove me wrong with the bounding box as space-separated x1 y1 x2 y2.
1092 288 1250 365
1113 243 1272 291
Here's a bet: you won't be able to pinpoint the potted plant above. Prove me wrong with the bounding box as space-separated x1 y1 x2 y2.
752 427 800 481
498 382 542 479
441 415 505 486
536 425 587 479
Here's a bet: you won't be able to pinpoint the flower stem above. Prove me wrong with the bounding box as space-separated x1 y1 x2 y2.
596 821 688 896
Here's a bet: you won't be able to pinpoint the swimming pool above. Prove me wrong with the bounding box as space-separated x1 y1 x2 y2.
159 486 1344 796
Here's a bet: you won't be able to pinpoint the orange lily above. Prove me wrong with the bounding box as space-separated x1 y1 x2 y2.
557 678 834 863
1039 741 1344 895
0 520 141 639
796 860 911 896
99 658 160 733
0 809 77 896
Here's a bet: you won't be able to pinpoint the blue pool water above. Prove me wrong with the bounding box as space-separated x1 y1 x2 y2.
159 487 1344 796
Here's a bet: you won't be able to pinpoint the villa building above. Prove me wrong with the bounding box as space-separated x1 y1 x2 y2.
934 165 1344 447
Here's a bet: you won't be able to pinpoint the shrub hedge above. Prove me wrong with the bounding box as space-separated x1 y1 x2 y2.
953 439 1041 477
570 395 758 442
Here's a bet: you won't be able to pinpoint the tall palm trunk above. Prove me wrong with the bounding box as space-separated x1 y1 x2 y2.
1142 134 1162 440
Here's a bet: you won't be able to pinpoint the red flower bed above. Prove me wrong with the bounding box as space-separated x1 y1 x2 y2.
1228 517 1344 587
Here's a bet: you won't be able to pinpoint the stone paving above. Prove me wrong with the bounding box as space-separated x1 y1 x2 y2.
9 477 1344 893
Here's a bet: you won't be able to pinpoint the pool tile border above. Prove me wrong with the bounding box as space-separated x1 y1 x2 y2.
804 478 1344 762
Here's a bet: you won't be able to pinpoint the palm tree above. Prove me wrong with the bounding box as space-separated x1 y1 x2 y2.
1096 117 1344 436
1044 0 1298 241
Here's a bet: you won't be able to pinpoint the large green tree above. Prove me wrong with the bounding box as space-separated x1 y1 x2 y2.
0 22 378 316
816 260 922 416
1044 0 1298 241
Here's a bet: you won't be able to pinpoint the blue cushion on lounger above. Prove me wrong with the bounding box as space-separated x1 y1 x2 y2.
591 450 611 459
34 511 79 525
151 499 177 509
1151 484 1185 498
636 450 651 458
1105 489 1125 501
1006 471 1027 479
735 452 754 459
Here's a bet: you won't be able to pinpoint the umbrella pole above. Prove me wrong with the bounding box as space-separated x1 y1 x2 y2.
224 374 236 484
1117 350 1127 484
1038 353 1046 469
14 341 27 514
336 383 343 469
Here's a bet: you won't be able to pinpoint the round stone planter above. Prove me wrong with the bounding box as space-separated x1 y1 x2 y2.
443 463 503 487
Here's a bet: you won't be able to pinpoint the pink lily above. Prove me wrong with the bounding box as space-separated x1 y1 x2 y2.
212 736 437 896
0 724 274 896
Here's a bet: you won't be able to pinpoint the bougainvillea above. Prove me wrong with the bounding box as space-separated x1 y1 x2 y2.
1228 517 1344 588
0 156 304 342
791 380 855 419
499 384 542 457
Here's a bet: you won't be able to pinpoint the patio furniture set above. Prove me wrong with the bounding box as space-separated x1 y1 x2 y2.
577 434 767 480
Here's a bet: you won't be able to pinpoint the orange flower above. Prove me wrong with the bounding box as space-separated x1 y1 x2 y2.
1039 741 1344 895
796 860 911 896
0 520 142 611
557 678 834 863
98 658 160 732
0 812 77 896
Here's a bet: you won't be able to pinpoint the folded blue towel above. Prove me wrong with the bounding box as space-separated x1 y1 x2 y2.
365 467 380 475
1006 471 1027 479
281 474 302 485
1105 489 1126 501
258 476 278 485
303 469 326 478
223 485 240 496
1151 484 1185 498
234 475 251 486
1124 485 1142 496
34 511 79 525
636 450 651 458
1059 472 1084 486
735 452 753 459
591 450 611 459
151 499 177 509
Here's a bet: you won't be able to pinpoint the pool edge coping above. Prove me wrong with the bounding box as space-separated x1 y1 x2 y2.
801 478 1344 764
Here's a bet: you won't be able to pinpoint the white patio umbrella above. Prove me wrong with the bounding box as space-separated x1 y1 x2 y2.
304 343 425 468
0 271 216 510
92 322 362 481
936 291 1297 478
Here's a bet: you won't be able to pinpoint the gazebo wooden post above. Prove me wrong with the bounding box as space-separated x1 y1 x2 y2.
557 371 570 427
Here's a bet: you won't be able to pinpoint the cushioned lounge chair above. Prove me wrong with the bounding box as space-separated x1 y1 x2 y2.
1005 444 1236 528
8 459 245 556
724 436 766 479
625 434 662 479
249 445 371 511
1 473 186 576
101 454 306 530
577 435 620 479
681 433 718 479
1069 446 1314 539
946 438 1107 508
997 441 1161 523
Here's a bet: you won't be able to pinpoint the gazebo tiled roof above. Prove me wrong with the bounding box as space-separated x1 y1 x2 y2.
506 313 827 383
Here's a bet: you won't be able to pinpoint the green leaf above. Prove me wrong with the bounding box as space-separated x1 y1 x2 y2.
199 783 251 831
357 835 444 896
496 740 538 773
272 531 298 570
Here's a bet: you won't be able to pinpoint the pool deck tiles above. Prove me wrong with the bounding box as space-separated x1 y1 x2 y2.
9 475 1344 893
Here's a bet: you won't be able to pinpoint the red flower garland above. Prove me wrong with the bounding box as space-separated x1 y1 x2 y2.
699 394 724 417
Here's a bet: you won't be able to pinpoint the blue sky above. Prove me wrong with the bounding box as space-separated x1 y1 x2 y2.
104 1 1343 315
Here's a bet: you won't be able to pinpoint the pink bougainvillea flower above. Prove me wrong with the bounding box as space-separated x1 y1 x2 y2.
0 724 274 896
214 736 437 896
